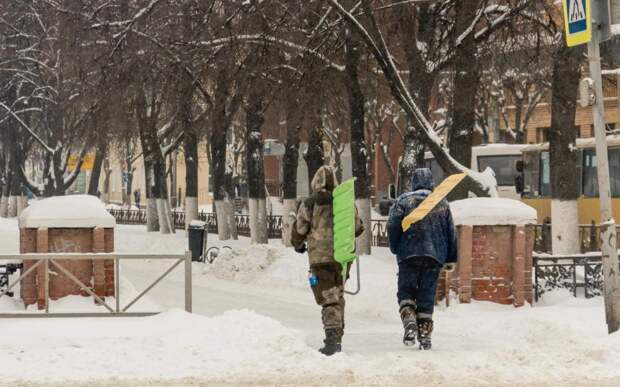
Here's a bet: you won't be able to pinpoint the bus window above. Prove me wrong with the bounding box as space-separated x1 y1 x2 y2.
523 151 540 197
583 148 620 197
612 149 620 196
540 151 551 197
424 159 445 185
477 155 521 186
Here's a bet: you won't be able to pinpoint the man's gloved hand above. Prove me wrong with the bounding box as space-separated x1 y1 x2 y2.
444 263 456 272
294 243 307 254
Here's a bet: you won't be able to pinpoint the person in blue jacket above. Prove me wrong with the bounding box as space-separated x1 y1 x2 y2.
387 168 457 350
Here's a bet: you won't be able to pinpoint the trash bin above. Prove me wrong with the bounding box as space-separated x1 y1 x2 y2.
188 220 207 262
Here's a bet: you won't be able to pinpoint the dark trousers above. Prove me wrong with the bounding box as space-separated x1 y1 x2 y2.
397 257 442 319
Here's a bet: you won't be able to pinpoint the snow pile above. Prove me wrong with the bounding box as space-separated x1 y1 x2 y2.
19 195 115 229
0 309 318 385
451 198 537 226
202 244 280 283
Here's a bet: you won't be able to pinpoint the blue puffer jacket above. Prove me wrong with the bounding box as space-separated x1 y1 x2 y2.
387 168 458 265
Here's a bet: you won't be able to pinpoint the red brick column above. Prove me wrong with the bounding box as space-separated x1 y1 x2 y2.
35 228 49 310
458 226 473 303
524 227 534 304
512 225 526 307
104 228 115 297
92 227 106 298
19 229 37 307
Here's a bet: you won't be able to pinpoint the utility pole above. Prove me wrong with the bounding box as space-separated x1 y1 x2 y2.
586 1 620 333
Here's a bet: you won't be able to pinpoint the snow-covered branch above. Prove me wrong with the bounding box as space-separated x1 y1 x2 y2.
328 0 498 197
0 103 54 154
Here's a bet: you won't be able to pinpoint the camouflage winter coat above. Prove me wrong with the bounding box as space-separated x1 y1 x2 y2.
292 166 364 266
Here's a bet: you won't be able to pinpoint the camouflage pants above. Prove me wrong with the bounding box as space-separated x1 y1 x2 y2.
310 263 348 333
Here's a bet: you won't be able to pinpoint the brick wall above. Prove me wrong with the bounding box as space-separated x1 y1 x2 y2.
438 225 534 307
20 227 115 310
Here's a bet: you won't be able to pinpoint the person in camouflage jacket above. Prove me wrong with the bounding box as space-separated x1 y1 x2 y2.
291 165 364 356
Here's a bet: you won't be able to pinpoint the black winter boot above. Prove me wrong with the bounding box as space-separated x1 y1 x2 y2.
417 318 433 350
319 328 342 356
399 300 417 346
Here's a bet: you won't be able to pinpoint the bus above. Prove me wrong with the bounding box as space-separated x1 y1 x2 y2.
424 144 528 200
520 133 620 224
378 144 527 216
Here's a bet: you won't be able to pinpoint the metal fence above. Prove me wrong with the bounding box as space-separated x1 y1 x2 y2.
109 208 334 244
0 252 192 318
532 223 620 254
533 253 604 301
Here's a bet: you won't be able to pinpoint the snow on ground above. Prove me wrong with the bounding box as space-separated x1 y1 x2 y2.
1 218 620 386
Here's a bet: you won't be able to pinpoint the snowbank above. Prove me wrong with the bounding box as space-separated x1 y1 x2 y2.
450 198 537 226
201 244 280 283
19 195 115 229
0 309 319 385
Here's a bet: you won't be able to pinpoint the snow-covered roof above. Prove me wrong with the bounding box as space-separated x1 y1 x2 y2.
450 198 537 226
425 143 528 160
522 133 620 152
19 195 115 229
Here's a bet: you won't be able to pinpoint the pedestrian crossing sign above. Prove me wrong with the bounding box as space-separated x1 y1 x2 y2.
562 0 592 47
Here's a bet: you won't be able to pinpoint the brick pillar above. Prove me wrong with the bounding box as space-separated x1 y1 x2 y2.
104 228 115 297
35 228 48 310
92 227 106 298
20 229 37 307
512 225 526 307
524 227 534 304
458 226 473 303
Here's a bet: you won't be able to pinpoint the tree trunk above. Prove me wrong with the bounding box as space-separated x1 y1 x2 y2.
305 101 325 186
345 24 371 255
7 127 21 215
246 84 268 244
88 141 107 196
184 132 199 228
549 43 582 254
398 129 426 194
103 158 112 204
7 165 19 217
0 177 8 218
182 110 199 229
135 88 171 233
125 165 134 208
144 160 160 232
447 0 481 200
281 93 303 246
210 115 235 240
398 2 433 193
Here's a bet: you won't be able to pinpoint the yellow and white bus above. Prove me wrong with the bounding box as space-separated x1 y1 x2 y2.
520 133 620 224
424 144 528 199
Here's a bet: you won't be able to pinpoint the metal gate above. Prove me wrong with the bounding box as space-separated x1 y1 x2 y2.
0 252 192 318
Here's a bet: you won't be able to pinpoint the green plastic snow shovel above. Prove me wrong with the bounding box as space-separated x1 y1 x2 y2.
333 177 357 279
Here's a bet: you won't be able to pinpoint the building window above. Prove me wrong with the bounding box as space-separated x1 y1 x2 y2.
590 123 616 134
536 127 549 143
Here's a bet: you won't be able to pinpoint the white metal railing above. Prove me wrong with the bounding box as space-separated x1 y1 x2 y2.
0 252 192 318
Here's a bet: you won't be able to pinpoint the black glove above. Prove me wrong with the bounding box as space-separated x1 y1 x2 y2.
294 243 307 254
